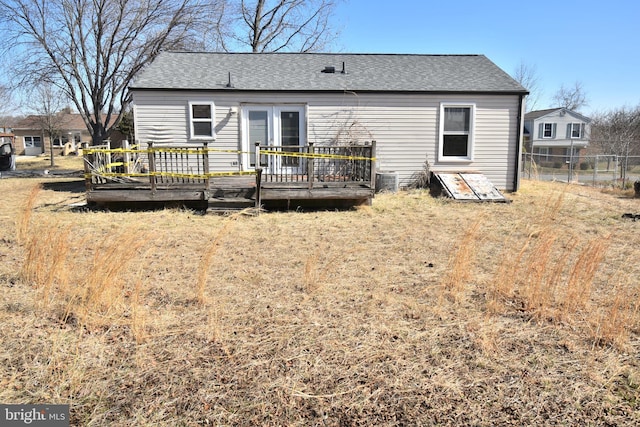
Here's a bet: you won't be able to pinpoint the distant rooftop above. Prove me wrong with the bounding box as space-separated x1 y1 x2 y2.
132 52 528 94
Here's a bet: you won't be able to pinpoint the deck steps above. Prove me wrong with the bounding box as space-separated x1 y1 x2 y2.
207 197 256 212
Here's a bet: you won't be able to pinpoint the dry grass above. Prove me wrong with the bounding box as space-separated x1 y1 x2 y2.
0 177 639 425
15 154 84 171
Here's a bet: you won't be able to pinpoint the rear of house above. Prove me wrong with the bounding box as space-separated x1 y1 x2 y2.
131 52 527 192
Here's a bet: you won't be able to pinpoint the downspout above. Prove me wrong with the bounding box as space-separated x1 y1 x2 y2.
513 94 525 192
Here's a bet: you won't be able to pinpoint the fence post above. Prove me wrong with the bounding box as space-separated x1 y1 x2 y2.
203 141 210 192
307 142 314 190
148 142 156 193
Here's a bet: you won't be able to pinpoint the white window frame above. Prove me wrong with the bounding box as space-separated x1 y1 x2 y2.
534 146 550 162
438 102 475 162
570 123 582 139
24 136 42 147
542 123 553 138
188 101 215 140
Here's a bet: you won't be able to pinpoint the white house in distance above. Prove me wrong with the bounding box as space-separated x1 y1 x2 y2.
130 52 528 192
524 108 591 165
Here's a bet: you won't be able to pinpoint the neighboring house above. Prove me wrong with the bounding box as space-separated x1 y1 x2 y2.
13 113 89 156
524 108 591 166
12 113 124 156
130 52 528 191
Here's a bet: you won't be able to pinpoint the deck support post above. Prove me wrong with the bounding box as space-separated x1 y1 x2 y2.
307 142 314 190
203 141 210 192
123 139 130 174
148 142 157 193
255 167 262 211
369 140 377 190
82 143 92 193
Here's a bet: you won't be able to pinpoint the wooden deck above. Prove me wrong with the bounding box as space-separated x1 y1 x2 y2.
83 142 376 210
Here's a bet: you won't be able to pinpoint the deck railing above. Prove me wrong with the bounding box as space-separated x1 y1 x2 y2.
83 141 376 193
257 142 376 187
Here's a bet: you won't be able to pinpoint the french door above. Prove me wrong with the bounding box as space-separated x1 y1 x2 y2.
242 105 305 173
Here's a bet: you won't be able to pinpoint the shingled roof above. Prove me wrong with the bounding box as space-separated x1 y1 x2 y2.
131 52 527 94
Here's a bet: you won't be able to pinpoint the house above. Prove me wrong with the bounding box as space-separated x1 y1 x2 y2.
12 113 125 156
523 108 591 166
130 52 528 193
13 113 88 156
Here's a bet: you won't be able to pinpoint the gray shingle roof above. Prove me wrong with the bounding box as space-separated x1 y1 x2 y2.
131 52 527 94
525 108 591 122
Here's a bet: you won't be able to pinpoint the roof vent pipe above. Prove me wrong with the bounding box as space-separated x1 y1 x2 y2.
226 72 234 88
341 61 346 74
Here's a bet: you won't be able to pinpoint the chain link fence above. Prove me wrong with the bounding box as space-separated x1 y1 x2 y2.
521 153 640 188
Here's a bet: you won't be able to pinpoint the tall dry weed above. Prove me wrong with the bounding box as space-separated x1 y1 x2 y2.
588 262 640 349
439 218 482 303
196 214 239 305
561 237 610 317
16 183 41 244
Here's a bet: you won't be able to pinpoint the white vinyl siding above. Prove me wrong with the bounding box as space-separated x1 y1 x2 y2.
133 91 521 191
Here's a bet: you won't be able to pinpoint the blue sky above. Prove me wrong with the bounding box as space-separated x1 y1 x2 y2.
334 0 640 115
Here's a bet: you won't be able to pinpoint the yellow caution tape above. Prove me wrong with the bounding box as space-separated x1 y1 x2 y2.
258 149 375 161
85 170 257 179
83 146 375 161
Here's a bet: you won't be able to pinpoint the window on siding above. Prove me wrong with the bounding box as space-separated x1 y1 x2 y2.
439 104 474 161
540 122 556 139
568 123 582 139
189 102 215 139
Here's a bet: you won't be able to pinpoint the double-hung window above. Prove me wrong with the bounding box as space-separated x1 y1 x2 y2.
569 123 582 139
439 103 474 161
189 102 215 139
541 122 556 139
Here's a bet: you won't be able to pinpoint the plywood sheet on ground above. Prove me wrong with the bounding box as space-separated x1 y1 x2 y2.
434 172 507 202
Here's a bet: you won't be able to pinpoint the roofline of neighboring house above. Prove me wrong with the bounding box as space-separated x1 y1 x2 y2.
129 87 529 96
525 108 591 123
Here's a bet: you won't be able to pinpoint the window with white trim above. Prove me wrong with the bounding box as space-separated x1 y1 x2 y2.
24 136 42 147
542 123 555 138
189 102 215 139
569 123 582 139
533 147 550 162
439 103 474 161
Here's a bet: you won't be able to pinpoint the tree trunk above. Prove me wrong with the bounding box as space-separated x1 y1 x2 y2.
49 136 55 167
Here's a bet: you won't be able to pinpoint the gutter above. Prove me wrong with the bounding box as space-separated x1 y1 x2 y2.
514 94 525 192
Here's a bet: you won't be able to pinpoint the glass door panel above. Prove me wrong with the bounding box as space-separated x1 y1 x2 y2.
280 111 300 168
248 110 269 168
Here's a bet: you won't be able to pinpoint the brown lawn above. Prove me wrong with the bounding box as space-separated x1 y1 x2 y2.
0 176 638 426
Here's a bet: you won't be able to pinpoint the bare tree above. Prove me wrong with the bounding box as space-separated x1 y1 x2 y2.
0 0 216 145
512 61 542 111
551 81 588 112
590 105 640 156
32 84 67 167
219 0 339 52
